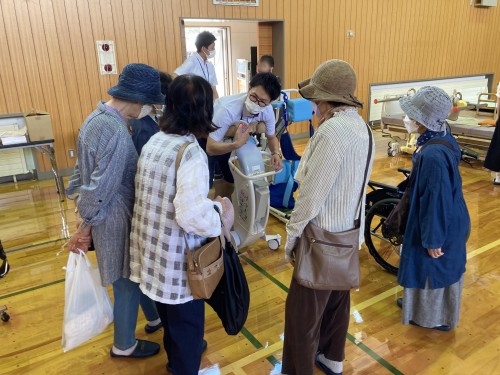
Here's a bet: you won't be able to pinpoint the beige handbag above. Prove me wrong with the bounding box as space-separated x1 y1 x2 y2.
175 142 224 300
293 124 373 290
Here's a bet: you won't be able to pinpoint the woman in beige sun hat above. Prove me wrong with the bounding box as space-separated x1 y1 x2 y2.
281 60 374 375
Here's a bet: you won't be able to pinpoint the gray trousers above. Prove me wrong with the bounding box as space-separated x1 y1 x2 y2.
282 278 350 375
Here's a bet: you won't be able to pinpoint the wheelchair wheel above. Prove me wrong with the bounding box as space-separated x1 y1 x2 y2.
364 198 401 275
1 311 9 322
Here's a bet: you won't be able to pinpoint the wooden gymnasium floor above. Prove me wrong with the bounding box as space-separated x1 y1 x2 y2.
1 129 499 375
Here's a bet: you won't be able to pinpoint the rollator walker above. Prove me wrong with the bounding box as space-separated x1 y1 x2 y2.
228 137 282 251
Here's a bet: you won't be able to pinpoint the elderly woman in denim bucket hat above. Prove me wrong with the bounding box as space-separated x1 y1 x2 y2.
66 63 165 358
397 86 470 332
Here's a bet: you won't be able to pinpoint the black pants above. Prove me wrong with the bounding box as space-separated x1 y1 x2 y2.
282 278 351 375
155 299 205 375
198 138 234 188
484 117 500 172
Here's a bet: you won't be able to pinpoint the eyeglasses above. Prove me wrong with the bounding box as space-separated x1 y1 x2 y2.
249 93 270 108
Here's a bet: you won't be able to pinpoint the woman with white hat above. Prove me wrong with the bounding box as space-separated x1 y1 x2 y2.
397 86 470 332
282 60 374 375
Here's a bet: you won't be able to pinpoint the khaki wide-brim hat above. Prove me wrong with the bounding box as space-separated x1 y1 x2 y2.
298 59 363 108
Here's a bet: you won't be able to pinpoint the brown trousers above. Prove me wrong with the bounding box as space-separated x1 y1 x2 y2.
282 278 350 375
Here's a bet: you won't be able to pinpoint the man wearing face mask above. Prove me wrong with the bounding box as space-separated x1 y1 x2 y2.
67 63 164 359
174 31 219 100
205 73 283 198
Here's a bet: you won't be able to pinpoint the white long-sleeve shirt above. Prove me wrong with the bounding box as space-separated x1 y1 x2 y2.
285 108 374 258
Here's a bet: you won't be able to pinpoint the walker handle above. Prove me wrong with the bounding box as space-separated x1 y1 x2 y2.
228 154 282 181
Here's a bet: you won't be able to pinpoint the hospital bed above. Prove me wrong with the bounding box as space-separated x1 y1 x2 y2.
377 93 495 157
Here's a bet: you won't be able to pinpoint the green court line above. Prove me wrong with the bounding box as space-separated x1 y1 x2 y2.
0 278 65 300
0 251 403 374
6 238 64 254
241 255 289 293
346 334 404 375
240 254 404 375
240 326 280 366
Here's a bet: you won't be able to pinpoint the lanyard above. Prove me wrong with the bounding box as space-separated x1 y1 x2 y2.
196 55 210 82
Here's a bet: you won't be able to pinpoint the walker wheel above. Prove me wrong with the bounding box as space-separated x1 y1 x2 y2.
387 148 397 157
1 311 9 322
268 239 280 251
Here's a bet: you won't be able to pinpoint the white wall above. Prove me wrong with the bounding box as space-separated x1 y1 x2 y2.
184 20 258 95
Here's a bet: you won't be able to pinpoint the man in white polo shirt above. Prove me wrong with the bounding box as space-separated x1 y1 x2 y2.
206 73 283 198
175 31 219 100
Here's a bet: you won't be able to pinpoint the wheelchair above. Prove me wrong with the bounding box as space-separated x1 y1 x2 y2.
364 168 410 275
364 141 478 276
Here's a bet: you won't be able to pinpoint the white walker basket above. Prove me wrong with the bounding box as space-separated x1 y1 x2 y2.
228 141 282 251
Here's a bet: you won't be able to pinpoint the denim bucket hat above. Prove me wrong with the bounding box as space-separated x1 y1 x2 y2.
108 63 165 104
399 86 452 132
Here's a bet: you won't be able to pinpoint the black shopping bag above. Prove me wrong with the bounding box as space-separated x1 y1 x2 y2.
205 240 250 335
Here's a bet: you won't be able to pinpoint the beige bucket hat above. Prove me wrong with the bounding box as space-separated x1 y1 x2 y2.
298 59 363 108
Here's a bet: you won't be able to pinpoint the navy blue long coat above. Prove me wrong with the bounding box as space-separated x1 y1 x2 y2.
398 132 470 289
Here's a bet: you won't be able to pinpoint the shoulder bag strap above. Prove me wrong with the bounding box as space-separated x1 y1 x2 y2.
175 141 193 252
175 141 193 174
175 141 225 252
354 124 373 227
405 138 455 196
423 138 455 152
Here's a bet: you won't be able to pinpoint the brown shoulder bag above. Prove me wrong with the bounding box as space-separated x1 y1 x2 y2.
175 142 224 300
293 124 373 290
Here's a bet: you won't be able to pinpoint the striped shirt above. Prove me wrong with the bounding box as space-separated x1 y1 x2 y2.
129 132 222 304
285 108 374 257
68 101 138 286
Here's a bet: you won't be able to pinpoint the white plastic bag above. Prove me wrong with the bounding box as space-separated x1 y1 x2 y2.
62 251 113 352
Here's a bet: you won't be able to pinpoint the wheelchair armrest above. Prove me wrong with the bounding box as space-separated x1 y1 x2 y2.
397 167 411 177
368 180 399 193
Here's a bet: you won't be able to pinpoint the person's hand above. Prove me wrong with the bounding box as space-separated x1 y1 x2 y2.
214 196 233 215
247 121 260 133
233 122 251 147
428 248 444 258
214 196 224 210
68 223 92 253
270 154 283 172
285 236 297 266
68 232 92 253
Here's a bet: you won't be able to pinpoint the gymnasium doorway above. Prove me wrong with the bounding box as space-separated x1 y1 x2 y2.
180 18 285 97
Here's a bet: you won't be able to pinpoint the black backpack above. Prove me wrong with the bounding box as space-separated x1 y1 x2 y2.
205 239 250 335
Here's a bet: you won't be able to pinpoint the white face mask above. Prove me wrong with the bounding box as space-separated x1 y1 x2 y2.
403 115 419 133
245 97 264 115
314 102 323 119
206 49 216 59
311 101 318 117
137 104 153 119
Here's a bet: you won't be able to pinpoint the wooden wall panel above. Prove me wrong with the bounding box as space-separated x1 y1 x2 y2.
257 23 273 58
0 0 500 170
